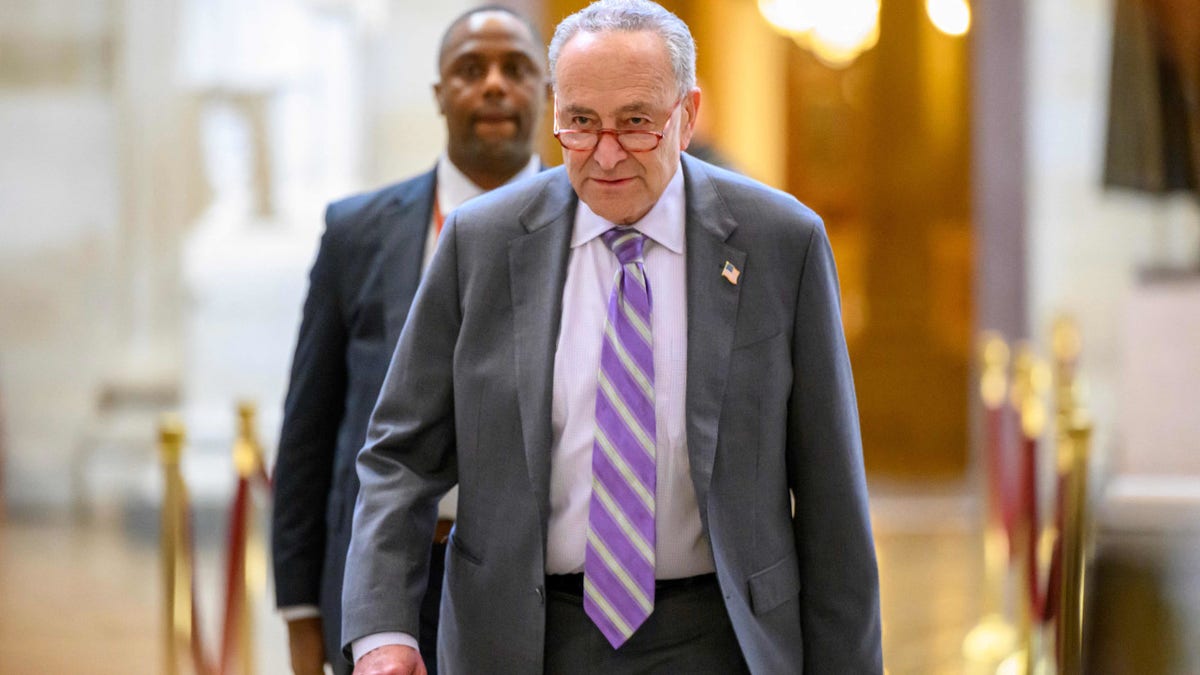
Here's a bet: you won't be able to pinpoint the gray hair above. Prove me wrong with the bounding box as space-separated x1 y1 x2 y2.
548 0 696 96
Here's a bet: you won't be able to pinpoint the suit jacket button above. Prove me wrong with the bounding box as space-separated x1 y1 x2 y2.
535 585 545 605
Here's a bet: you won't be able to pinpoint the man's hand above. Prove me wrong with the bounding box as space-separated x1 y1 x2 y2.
353 645 426 675
286 617 327 675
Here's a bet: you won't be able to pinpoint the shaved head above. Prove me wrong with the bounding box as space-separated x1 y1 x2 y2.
439 5 544 71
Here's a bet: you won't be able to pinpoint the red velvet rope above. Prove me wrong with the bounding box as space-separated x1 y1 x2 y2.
1040 475 1065 625
256 462 272 491
167 437 275 675
219 476 251 675
1020 434 1040 612
218 463 273 674
1020 440 1065 629
982 336 1075 659
986 406 1018 554
182 502 216 675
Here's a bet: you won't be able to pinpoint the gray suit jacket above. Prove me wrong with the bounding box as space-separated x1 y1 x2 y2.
343 154 882 673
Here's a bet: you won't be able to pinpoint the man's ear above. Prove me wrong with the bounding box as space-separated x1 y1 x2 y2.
432 81 446 116
679 87 701 150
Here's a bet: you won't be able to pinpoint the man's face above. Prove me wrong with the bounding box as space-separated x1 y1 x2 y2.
554 30 699 225
435 12 546 170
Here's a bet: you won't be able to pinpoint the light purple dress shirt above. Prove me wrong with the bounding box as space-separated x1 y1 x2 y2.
546 165 714 578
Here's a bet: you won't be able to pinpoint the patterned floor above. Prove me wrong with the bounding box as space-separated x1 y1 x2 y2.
5 485 1193 674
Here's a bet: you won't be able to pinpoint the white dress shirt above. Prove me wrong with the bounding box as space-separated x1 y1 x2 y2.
546 164 714 578
425 153 541 270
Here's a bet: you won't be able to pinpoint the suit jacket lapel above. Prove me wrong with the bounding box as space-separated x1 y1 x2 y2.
385 164 549 346
383 169 436 347
508 171 576 536
682 155 745 520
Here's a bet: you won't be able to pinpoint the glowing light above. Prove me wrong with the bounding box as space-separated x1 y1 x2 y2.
810 0 879 51
926 0 971 36
805 0 880 68
758 0 816 34
760 0 881 68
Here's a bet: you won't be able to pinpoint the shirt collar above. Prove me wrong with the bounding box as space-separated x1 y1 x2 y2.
571 163 685 254
436 154 541 214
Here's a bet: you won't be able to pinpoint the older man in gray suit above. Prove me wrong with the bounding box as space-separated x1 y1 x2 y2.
343 1 882 673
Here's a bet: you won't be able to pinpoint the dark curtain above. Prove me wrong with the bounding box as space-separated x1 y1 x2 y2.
1104 0 1200 196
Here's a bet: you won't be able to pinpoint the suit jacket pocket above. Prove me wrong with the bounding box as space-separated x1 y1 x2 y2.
732 326 783 352
448 531 483 567
748 552 801 615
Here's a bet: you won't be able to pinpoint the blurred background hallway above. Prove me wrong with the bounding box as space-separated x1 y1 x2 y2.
0 491 983 673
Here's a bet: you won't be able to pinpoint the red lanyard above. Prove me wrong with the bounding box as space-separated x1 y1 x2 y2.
433 195 446 238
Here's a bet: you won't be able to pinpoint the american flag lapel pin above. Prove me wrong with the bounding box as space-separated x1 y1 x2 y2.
721 261 740 285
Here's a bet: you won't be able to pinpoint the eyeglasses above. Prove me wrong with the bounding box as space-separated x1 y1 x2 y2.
553 97 683 152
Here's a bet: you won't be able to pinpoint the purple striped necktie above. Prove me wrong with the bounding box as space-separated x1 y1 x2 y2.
585 227 657 649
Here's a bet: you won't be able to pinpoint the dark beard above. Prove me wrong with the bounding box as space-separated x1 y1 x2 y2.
463 136 531 174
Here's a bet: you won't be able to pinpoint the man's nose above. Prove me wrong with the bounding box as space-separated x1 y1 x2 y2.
592 132 627 170
482 63 509 96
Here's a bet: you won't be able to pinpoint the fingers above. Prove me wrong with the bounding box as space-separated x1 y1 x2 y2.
286 617 327 675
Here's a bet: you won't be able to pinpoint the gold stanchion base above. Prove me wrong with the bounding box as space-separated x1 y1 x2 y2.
964 613 1018 666
996 648 1054 675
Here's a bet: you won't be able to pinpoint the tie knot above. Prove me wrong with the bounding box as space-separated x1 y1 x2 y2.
601 228 646 265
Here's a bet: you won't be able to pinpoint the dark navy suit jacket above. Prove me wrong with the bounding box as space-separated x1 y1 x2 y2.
272 169 434 673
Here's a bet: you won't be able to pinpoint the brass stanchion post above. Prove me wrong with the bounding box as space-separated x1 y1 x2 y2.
1050 317 1082 430
159 414 190 675
223 400 264 675
1057 412 1092 675
1045 316 1082 665
963 333 1018 669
